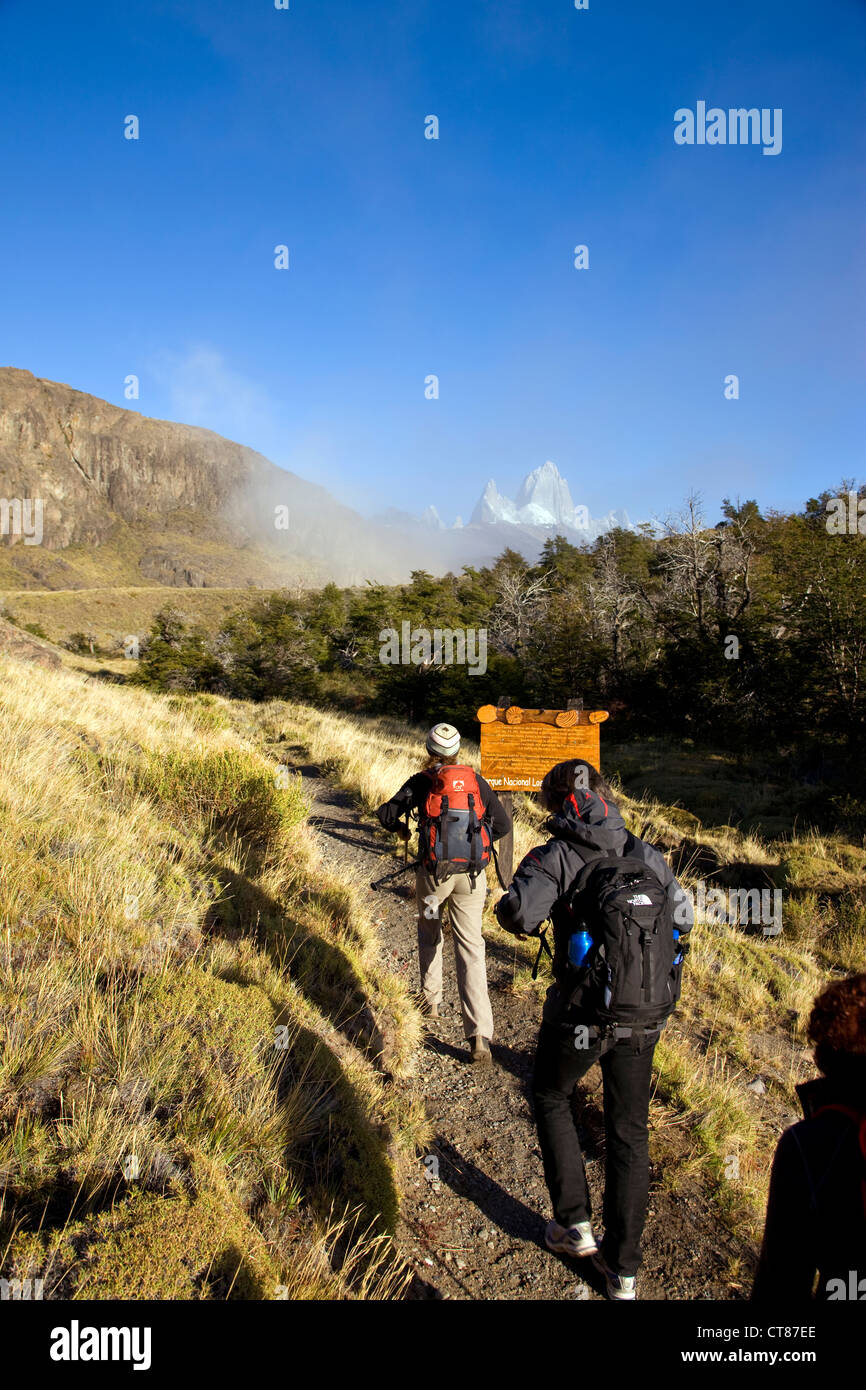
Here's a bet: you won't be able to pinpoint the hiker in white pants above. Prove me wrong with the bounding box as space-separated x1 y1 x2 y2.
417 863 493 1045
376 722 511 1065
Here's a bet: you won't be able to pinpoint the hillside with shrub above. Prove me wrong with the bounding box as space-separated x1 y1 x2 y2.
113 485 866 829
2 484 865 1299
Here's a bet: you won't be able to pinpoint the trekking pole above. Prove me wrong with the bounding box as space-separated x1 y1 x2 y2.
531 924 554 980
371 809 417 891
370 858 419 892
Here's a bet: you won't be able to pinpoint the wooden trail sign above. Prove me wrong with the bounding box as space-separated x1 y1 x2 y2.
476 703 610 794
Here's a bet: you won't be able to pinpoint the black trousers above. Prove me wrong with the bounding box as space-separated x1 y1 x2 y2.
532 1002 658 1277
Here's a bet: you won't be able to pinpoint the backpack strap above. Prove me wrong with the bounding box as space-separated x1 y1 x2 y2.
490 838 508 891
466 794 479 885
567 849 633 907
466 789 482 873
434 792 450 878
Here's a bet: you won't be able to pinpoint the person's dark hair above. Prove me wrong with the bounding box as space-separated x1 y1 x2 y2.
808 973 866 1090
539 758 614 813
422 752 459 770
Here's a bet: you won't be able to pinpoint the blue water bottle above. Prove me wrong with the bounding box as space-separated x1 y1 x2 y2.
673 929 683 966
568 929 594 968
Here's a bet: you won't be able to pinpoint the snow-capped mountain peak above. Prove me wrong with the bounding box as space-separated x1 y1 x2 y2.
421 504 446 530
514 460 577 527
466 461 631 541
471 479 519 526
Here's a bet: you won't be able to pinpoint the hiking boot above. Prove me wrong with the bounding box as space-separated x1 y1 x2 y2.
545 1219 598 1258
469 1035 492 1065
414 994 439 1018
591 1252 637 1300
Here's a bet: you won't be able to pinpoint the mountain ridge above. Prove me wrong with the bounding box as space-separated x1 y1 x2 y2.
0 369 632 590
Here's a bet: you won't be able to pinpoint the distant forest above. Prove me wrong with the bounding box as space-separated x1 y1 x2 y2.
136 486 866 814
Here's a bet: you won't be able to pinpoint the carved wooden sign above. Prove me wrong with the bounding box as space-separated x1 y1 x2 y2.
476 704 609 792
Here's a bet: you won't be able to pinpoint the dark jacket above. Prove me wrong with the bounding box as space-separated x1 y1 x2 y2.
376 764 512 841
494 787 694 980
752 1073 866 1300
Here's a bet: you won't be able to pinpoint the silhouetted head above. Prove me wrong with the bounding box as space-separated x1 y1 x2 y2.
808 973 866 1095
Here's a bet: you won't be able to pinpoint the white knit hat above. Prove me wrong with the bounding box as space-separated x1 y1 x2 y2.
426 722 461 758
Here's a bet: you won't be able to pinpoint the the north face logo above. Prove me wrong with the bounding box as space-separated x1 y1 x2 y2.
452 780 465 791
627 893 653 906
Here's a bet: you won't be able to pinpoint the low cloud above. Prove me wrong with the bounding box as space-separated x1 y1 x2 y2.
149 345 279 447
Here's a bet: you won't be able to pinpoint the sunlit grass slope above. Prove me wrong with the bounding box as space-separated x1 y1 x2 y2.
0 659 423 1299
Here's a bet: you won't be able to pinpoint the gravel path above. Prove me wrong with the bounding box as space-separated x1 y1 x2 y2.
291 749 751 1302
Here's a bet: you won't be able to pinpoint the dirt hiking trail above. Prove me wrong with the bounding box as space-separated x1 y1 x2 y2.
290 749 753 1302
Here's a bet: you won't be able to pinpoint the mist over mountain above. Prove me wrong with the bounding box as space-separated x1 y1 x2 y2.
0 370 633 591
375 459 634 561
0 369 423 589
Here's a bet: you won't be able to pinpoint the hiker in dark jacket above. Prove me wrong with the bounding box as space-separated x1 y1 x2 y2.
752 972 866 1301
376 722 511 1065
495 758 693 1300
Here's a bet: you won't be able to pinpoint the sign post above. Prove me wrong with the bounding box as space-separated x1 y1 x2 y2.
493 696 515 886
478 697 610 887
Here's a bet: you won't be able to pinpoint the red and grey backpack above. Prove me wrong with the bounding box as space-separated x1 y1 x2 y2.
419 764 493 885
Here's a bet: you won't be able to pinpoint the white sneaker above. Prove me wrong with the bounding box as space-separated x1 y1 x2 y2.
544 1219 598 1257
591 1251 637 1300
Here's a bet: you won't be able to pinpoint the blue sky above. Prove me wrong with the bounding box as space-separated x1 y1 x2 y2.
0 0 863 527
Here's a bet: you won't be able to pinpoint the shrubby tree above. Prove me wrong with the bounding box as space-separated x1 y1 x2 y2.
132 484 866 804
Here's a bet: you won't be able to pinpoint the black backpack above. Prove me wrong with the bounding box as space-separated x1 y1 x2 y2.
563 852 683 1030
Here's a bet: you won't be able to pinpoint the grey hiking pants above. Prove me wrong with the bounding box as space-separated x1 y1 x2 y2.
416 865 494 1041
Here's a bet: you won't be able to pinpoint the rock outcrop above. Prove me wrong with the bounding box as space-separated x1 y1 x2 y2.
0 616 61 668
0 368 422 588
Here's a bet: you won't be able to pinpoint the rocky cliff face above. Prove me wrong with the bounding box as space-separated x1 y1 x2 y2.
0 368 276 547
0 368 419 589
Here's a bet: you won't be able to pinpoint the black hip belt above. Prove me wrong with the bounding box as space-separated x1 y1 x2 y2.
584 1022 667 1040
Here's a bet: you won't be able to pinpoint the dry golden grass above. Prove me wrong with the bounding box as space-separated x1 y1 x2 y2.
0 585 273 651
0 656 420 1299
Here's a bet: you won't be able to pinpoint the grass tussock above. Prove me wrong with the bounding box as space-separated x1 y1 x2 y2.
0 657 423 1300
